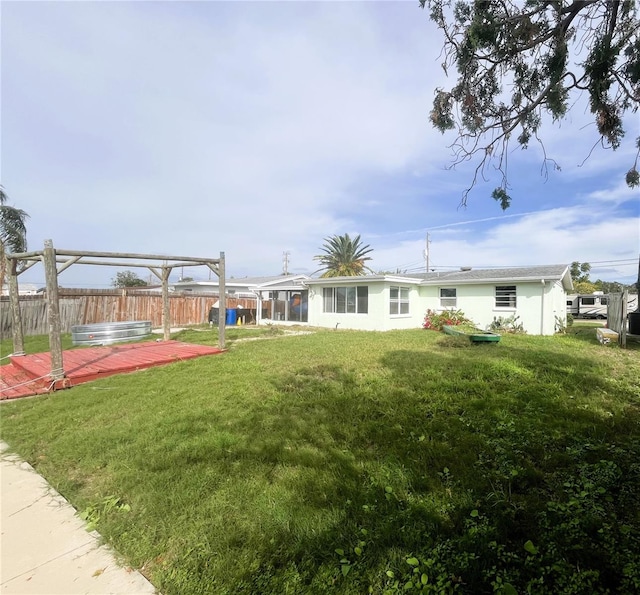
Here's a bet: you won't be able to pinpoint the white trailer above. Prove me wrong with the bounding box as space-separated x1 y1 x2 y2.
567 293 638 319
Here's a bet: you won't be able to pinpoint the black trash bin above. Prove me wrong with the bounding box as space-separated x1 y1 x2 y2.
629 311 640 335
208 306 219 325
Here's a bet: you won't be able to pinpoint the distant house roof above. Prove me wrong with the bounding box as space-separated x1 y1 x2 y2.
1 282 41 296
172 274 309 292
304 265 573 291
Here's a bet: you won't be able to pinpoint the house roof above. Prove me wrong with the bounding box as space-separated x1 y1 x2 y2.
304 274 422 286
173 274 309 291
417 264 572 287
304 265 573 291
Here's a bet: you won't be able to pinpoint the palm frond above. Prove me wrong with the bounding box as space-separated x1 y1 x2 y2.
313 233 374 277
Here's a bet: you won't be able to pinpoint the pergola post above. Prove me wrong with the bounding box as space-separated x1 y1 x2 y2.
42 239 65 384
162 266 172 341
7 256 25 356
218 251 225 349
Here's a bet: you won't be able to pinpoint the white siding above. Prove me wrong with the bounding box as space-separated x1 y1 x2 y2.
308 282 424 331
307 277 568 336
420 281 564 336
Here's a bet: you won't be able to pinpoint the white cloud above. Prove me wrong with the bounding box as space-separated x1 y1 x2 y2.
370 202 639 282
3 1 637 288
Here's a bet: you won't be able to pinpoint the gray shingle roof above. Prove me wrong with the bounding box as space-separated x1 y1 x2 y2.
226 275 307 286
176 274 309 289
413 264 570 284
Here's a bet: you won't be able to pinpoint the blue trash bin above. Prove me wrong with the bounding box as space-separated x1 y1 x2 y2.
225 308 237 326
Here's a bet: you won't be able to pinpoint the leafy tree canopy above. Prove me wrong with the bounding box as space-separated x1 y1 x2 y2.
313 233 374 278
569 261 637 294
573 280 598 294
570 260 592 283
112 271 148 288
421 0 640 209
593 279 627 293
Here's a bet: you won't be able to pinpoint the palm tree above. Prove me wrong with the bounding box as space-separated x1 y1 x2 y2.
313 233 374 277
0 186 29 291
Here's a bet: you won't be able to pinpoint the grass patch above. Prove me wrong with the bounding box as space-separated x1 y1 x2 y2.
1 327 639 594
0 325 275 360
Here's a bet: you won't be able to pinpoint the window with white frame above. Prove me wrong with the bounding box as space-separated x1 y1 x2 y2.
389 286 410 315
322 286 368 313
440 288 457 308
495 285 517 308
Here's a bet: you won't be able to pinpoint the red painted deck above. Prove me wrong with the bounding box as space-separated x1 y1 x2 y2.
0 341 225 400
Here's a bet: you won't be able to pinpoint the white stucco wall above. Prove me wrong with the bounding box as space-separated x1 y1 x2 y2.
307 282 425 331
421 280 566 335
307 278 568 336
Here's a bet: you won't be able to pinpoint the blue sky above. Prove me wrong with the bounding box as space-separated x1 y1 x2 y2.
2 1 639 288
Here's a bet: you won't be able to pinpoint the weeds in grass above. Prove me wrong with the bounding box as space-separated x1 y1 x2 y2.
487 315 525 334
79 495 131 531
1 328 639 594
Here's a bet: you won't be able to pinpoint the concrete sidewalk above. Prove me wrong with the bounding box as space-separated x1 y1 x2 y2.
0 442 158 594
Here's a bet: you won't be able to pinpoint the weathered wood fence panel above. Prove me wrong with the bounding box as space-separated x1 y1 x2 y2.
607 291 627 348
0 290 256 338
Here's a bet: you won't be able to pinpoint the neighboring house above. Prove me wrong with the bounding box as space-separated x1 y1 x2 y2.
1 282 40 297
172 265 573 336
172 275 309 324
304 264 573 336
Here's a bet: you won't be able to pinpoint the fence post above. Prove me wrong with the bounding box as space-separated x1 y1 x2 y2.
620 290 627 348
218 252 225 350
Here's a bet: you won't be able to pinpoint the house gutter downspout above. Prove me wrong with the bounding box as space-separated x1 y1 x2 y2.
541 279 546 335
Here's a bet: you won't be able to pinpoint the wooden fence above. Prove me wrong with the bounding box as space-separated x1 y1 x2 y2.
0 289 256 338
607 291 628 348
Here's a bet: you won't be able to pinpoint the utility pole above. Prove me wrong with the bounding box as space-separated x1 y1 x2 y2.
282 251 290 275
424 233 431 274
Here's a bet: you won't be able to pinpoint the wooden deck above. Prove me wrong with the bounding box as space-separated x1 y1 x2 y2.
0 341 225 400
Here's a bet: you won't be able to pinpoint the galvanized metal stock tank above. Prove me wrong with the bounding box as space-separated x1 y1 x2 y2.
71 321 152 346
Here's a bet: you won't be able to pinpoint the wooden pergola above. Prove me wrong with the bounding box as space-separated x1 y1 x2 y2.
4 239 226 386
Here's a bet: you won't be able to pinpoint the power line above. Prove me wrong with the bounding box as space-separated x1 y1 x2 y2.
585 259 637 264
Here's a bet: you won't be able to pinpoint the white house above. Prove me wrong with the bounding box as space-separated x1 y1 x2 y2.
1 282 41 297
303 265 573 336
172 265 573 336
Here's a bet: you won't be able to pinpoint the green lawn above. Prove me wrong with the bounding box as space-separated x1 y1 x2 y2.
1 326 639 594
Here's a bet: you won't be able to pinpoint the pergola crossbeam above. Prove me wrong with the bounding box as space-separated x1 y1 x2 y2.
5 241 227 387
57 255 82 274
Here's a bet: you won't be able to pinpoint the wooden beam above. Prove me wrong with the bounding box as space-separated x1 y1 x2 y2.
6 249 221 270
51 258 195 268
43 240 65 384
40 248 221 264
147 266 162 280
57 255 82 274
15 260 39 274
162 266 172 341
7 256 25 356
4 250 45 259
